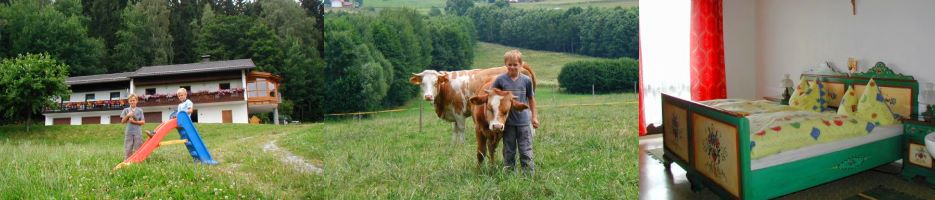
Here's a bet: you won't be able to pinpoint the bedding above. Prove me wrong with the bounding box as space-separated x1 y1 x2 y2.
702 99 882 160
857 79 898 126
751 124 902 170
837 85 858 115
815 80 839 111
746 110 877 159
790 79 822 112
698 99 798 115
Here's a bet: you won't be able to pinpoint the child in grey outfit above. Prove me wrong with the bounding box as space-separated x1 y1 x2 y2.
121 94 145 159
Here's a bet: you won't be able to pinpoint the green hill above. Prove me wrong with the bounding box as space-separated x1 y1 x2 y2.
473 42 608 87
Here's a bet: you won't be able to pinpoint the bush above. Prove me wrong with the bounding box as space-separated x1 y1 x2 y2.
558 58 638 94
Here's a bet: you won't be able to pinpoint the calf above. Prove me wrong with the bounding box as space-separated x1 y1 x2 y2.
469 87 528 167
409 64 536 143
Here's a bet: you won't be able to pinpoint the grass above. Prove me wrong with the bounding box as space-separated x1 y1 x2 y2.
353 0 636 14
296 41 638 198
309 89 637 198
0 123 324 199
473 42 607 87
510 0 637 10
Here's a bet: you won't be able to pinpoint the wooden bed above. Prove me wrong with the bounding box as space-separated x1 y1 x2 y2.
661 62 919 199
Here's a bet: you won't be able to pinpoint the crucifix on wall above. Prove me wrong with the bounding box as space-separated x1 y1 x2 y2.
851 0 857 15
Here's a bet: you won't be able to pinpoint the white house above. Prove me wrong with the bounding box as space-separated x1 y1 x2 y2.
43 58 282 126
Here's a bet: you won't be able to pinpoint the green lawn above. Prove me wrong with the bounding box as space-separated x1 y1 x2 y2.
473 42 607 87
0 123 324 199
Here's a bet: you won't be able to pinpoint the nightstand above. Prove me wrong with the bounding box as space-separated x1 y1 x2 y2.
902 119 935 186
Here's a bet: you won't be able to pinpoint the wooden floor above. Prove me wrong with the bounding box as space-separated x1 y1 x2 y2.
639 134 935 200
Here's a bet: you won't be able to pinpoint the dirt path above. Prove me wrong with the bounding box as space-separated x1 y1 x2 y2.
262 139 323 174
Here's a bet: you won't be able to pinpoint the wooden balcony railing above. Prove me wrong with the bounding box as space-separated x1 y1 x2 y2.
44 100 128 113
44 88 246 113
138 88 245 107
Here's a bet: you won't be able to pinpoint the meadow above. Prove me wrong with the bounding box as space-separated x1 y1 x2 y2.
308 89 636 199
299 40 639 198
0 123 324 199
359 0 637 13
473 42 609 87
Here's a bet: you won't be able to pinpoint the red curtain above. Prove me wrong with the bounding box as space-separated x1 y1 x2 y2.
638 33 646 136
690 0 726 101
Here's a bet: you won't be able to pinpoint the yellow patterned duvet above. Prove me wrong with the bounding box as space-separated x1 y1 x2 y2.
702 99 880 159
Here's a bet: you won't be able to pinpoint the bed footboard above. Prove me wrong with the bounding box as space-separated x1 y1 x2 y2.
661 93 752 199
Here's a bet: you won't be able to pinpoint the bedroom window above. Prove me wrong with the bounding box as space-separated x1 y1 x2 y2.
85 94 95 101
110 92 120 100
220 83 231 90
145 88 156 95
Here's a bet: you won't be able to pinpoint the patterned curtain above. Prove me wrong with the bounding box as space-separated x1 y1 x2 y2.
690 0 726 101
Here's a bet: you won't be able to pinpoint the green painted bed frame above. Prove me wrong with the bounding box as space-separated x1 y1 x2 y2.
661 62 919 199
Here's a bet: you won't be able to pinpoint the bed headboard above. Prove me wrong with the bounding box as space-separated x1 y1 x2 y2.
801 62 919 119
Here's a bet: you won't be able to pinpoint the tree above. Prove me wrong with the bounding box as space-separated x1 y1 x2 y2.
0 0 106 76
169 0 204 64
280 38 325 121
429 6 442 16
445 0 473 16
324 17 392 113
0 53 71 131
426 15 475 71
113 0 174 72
86 0 128 49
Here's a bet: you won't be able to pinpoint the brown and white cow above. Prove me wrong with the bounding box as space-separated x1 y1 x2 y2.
469 87 528 167
408 64 536 143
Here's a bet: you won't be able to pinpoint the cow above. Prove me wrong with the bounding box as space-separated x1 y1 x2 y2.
468 87 528 167
408 64 536 144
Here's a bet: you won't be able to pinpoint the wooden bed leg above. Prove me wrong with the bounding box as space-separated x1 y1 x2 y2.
688 175 705 192
662 156 672 170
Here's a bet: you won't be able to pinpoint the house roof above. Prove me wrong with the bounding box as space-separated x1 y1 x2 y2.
65 59 257 86
132 59 255 77
66 72 133 85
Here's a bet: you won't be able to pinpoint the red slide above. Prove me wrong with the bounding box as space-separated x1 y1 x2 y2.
114 119 178 169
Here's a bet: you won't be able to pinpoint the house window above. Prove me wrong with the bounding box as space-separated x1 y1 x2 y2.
62 95 70 102
219 83 231 90
110 92 120 100
145 88 156 95
85 94 95 101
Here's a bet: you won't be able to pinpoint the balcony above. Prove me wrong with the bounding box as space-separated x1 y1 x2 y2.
246 72 280 106
138 88 245 107
44 100 128 113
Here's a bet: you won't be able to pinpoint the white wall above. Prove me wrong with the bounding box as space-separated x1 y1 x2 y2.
133 79 242 96
146 101 249 124
723 0 758 99
754 0 935 98
44 110 122 126
64 89 128 102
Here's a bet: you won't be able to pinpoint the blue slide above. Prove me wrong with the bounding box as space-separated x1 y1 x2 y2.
176 111 218 165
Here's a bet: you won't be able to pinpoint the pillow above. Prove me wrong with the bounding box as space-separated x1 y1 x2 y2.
814 80 838 111
789 78 821 112
856 79 898 126
837 85 858 115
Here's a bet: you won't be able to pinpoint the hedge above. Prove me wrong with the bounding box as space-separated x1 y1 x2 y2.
557 58 638 94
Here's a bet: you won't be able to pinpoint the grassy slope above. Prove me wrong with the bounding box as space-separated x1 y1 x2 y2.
473 42 607 87
358 0 636 13
0 123 324 199
279 42 638 198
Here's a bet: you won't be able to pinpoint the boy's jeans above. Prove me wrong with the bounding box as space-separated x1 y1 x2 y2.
503 125 534 172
